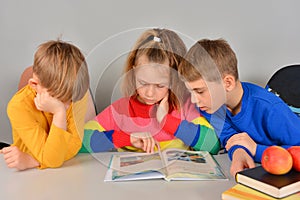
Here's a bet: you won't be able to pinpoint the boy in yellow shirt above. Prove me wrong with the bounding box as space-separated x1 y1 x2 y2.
2 40 90 170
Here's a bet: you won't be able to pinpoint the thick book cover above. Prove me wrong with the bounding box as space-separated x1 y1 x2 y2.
222 184 300 200
104 148 228 182
235 166 300 198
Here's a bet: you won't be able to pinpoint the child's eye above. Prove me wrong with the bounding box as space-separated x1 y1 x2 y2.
138 81 148 86
157 84 167 88
195 90 204 95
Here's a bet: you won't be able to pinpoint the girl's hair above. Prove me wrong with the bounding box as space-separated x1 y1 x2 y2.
33 40 90 102
179 38 238 82
122 28 187 111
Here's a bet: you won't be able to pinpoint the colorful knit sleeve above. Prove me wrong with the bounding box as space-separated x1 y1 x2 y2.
163 114 220 155
79 120 131 153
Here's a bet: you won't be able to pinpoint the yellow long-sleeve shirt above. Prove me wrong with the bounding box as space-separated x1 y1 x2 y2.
7 85 87 169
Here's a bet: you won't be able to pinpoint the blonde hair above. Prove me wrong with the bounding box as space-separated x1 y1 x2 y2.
122 28 187 111
179 38 238 82
33 40 89 102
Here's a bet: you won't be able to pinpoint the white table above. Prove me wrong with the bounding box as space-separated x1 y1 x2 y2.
0 152 235 200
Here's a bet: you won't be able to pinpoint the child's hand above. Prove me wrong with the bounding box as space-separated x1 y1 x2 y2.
2 146 39 170
34 91 66 114
230 148 256 177
34 91 68 130
225 132 257 156
156 94 169 123
130 132 156 153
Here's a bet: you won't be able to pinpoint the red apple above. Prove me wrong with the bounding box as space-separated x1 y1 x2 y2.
261 146 293 175
287 146 300 172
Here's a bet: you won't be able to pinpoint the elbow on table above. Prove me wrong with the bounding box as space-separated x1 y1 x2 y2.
39 159 64 169
38 154 65 169
38 144 81 169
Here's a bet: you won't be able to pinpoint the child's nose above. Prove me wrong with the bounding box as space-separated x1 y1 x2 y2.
145 85 155 97
191 93 198 104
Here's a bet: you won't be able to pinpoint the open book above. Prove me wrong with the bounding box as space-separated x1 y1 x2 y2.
104 148 227 182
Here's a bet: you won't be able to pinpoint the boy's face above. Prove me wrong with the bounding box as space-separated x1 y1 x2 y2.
29 74 71 106
30 74 48 94
185 78 226 114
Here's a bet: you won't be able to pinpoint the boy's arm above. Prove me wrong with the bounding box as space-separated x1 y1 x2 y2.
225 132 268 163
225 102 300 163
162 114 220 154
225 132 257 156
7 92 88 169
254 103 300 162
219 122 255 162
41 92 89 168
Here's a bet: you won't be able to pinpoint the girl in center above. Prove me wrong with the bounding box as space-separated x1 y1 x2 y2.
80 28 220 154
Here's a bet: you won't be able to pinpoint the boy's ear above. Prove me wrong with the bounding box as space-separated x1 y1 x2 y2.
223 75 236 92
28 77 38 90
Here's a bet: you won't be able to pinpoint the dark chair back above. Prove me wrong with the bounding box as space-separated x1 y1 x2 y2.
266 64 300 116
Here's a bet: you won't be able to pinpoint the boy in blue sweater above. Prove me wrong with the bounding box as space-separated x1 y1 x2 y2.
178 38 300 176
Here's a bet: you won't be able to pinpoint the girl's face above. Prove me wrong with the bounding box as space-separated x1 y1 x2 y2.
134 55 170 105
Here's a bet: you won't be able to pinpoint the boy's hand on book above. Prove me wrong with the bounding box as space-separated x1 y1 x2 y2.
231 148 256 177
130 132 156 153
226 132 257 156
156 94 169 123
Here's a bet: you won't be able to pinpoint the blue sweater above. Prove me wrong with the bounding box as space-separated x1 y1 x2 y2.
200 82 300 162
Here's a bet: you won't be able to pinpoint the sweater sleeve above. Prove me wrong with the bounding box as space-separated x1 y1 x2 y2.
252 102 300 162
162 114 220 155
79 120 131 153
7 90 88 169
225 100 300 163
40 92 88 168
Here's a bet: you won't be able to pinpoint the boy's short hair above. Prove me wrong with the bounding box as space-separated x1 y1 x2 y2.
33 40 89 102
179 38 238 82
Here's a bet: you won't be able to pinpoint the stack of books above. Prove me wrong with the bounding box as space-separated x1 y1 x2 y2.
222 166 300 200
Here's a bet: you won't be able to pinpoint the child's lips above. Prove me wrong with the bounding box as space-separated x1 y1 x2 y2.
199 106 208 111
144 99 156 104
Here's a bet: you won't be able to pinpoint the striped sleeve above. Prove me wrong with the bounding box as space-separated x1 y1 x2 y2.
79 120 131 153
163 114 220 154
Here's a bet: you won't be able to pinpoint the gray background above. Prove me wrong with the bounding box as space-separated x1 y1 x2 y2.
1 0 300 143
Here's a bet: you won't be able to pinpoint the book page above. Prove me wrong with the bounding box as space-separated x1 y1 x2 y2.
110 152 166 179
161 149 227 180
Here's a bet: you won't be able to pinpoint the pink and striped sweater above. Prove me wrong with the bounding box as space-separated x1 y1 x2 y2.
80 96 220 154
